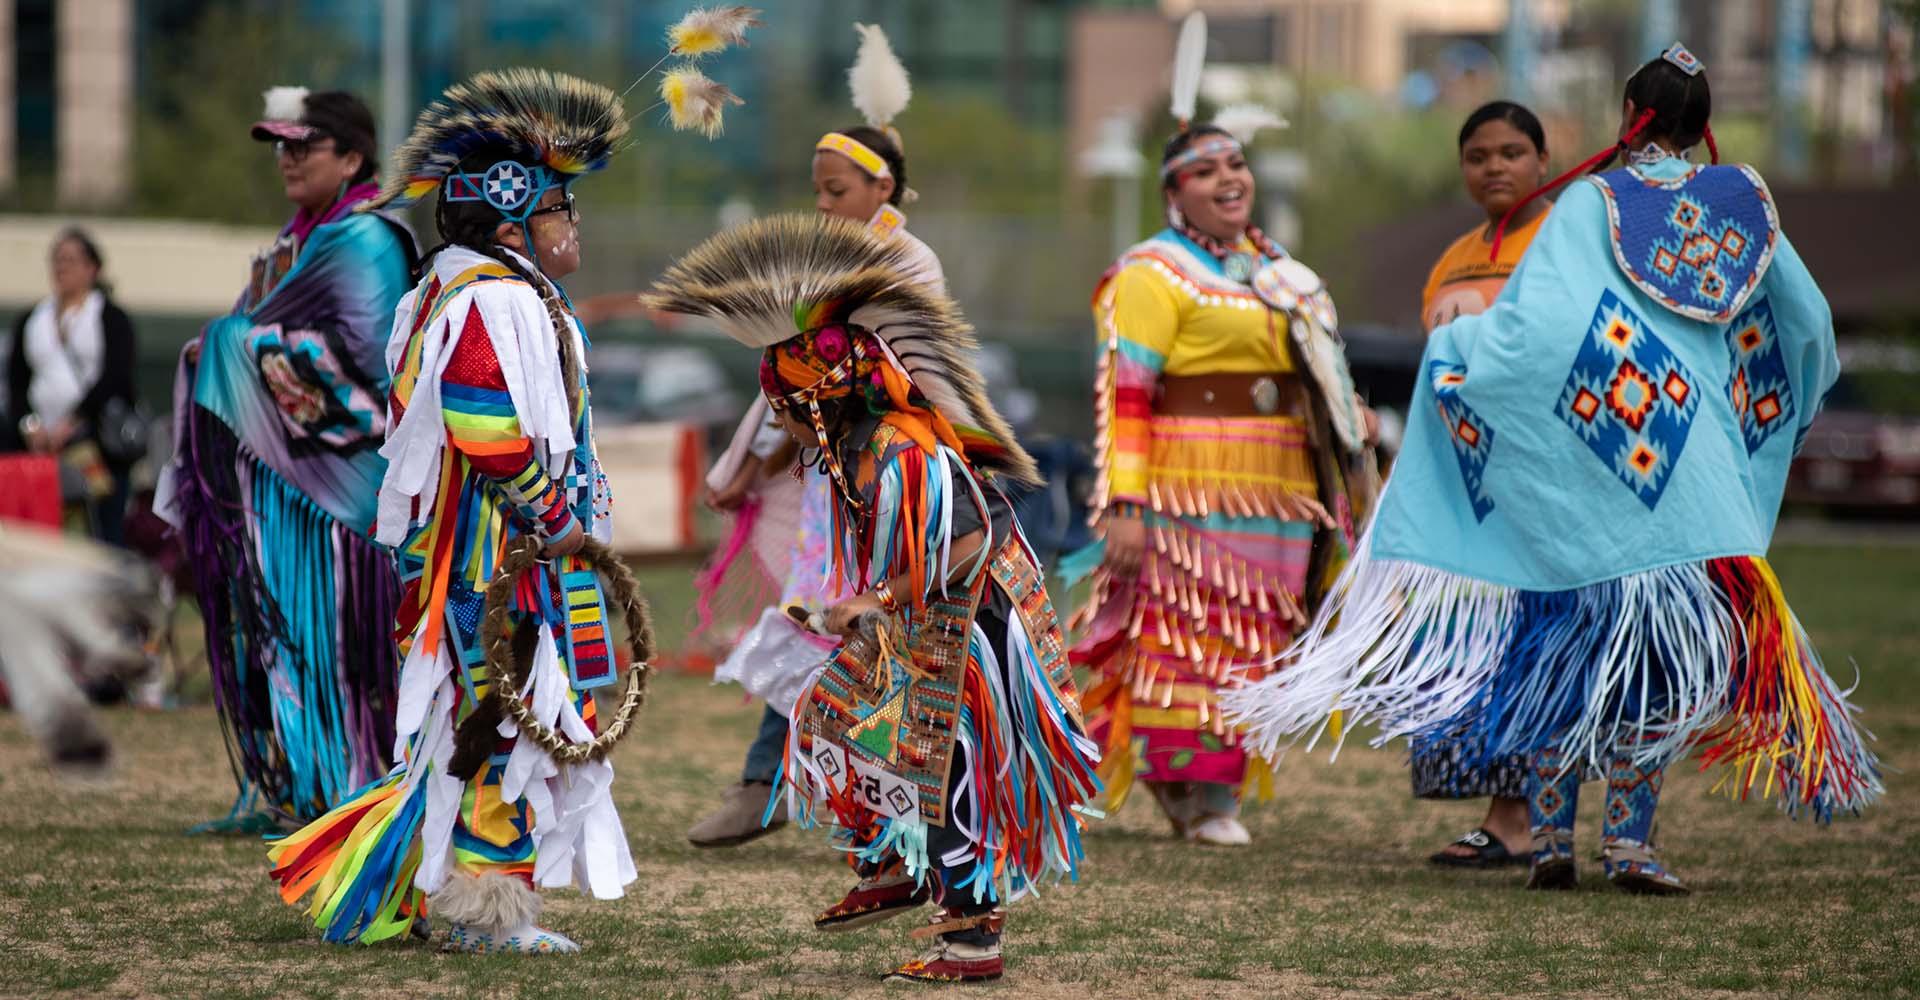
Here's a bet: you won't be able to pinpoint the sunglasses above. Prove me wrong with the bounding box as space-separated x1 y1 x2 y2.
273 136 337 162
527 192 580 225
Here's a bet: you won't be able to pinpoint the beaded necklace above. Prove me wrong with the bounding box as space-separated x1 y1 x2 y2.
1174 219 1285 284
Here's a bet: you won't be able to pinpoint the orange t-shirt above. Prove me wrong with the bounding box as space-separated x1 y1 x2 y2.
1419 207 1550 334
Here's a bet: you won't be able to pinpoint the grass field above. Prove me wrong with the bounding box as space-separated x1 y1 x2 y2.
1 542 1916 999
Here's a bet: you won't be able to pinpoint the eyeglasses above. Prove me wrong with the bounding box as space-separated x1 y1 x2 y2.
273 136 337 162
527 192 579 225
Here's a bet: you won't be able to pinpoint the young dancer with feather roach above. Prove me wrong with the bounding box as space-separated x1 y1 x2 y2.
650 214 1099 984
685 22 954 852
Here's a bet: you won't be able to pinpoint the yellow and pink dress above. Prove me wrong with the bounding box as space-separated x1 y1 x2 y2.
1071 227 1374 811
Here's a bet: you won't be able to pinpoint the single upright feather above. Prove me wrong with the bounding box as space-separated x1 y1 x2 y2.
848 23 911 130
1168 11 1208 128
1212 103 1287 145
667 6 762 58
662 68 744 138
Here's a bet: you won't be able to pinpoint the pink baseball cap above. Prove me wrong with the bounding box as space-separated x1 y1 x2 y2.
250 86 317 142
250 119 317 142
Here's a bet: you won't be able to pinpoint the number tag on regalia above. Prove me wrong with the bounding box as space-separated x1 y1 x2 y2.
813 743 920 820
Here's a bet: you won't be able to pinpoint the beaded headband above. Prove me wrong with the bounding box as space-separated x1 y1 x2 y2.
441 161 564 224
1160 134 1243 183
817 131 890 178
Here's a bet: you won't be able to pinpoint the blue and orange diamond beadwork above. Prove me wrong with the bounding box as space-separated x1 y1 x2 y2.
1556 290 1701 510
1429 359 1497 523
1594 165 1777 323
1671 198 1702 230
1723 296 1795 455
1605 360 1657 431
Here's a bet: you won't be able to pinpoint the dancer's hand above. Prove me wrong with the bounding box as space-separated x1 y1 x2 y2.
47 417 77 451
705 455 761 512
1099 506 1146 578
1356 393 1381 446
542 519 586 559
825 592 883 636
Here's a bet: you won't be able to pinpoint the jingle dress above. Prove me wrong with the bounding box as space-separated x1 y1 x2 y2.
267 246 634 942
1070 228 1373 810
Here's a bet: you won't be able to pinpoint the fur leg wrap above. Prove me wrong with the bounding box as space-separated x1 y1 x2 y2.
429 872 541 934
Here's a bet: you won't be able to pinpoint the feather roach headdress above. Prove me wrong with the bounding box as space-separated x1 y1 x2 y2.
645 214 1038 487
365 8 756 221
362 68 629 219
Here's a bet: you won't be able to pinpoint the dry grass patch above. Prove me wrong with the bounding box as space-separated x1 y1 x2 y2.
0 545 1915 998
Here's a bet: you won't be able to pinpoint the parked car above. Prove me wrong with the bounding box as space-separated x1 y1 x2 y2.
1787 340 1920 515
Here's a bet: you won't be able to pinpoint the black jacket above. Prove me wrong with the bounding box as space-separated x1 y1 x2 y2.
4 297 138 461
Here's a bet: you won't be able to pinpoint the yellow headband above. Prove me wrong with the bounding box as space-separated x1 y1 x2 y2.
816 132 890 178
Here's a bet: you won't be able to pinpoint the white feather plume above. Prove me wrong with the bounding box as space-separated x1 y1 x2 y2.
848 23 911 130
1213 103 1288 145
1168 12 1208 127
261 86 310 123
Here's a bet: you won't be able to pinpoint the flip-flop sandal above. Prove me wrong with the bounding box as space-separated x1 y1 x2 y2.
1429 827 1526 868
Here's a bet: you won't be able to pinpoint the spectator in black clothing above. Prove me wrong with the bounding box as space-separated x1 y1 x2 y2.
6 228 139 545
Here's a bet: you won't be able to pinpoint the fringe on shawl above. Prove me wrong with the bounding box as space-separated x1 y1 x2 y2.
688 495 779 648
176 405 399 824
1218 533 1883 821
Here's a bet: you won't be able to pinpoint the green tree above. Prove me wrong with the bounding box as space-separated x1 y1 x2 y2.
133 6 350 225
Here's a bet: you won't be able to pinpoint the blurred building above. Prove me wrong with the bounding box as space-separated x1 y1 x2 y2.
1069 0 1573 164
2 0 135 207
1 0 1102 207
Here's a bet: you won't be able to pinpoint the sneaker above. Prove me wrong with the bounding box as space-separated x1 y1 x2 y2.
442 922 580 954
1188 815 1251 847
687 780 788 848
814 871 931 932
884 937 1004 984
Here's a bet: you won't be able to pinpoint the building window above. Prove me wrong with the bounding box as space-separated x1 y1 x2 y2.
16 0 57 167
1212 15 1277 65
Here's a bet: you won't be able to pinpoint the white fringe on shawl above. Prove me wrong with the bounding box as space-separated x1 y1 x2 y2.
1221 525 1881 813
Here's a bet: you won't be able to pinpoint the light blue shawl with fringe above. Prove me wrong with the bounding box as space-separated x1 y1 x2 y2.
1223 154 1882 821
